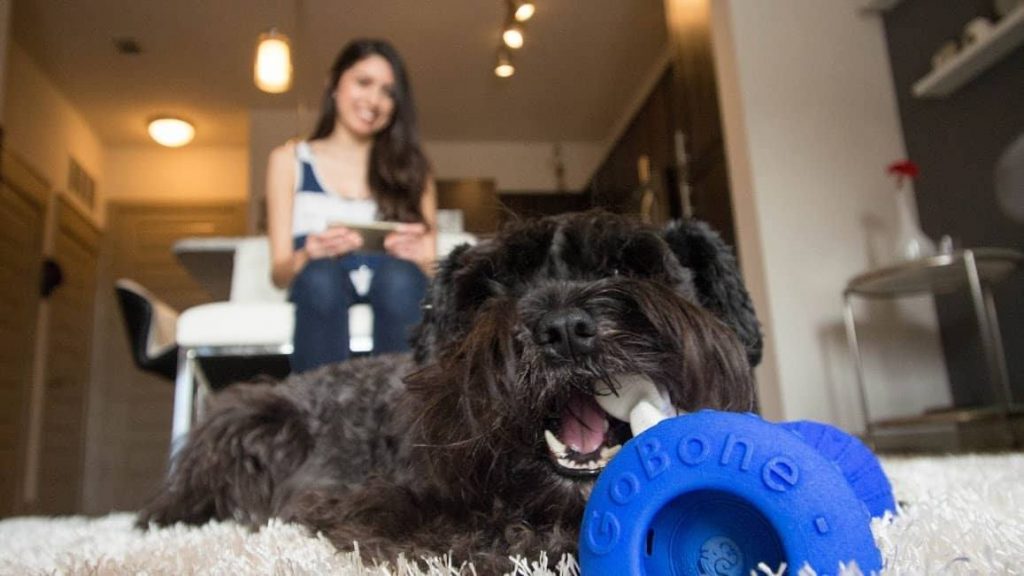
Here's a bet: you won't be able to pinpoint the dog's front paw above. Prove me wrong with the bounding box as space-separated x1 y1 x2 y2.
135 486 215 529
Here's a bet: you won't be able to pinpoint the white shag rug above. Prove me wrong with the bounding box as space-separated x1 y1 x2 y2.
1 453 1022 575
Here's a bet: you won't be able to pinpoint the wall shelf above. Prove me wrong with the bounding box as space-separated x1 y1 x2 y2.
913 6 1024 98
859 0 903 12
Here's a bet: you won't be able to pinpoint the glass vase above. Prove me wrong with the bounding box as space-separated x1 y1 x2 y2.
892 184 935 262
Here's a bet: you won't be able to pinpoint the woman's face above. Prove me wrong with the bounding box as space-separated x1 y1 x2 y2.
333 54 396 139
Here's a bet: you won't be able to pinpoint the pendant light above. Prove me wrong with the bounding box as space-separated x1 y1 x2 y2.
254 28 293 93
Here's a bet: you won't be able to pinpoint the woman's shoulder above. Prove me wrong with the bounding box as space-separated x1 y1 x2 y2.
269 139 305 161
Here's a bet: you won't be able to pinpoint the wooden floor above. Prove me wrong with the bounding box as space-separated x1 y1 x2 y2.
868 408 1024 454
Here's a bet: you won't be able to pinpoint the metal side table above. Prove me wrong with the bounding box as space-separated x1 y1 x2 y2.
843 248 1023 444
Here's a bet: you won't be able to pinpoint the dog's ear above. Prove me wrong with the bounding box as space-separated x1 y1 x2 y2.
412 242 474 365
663 219 763 368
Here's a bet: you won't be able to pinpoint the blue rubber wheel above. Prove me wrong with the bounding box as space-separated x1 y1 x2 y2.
579 411 883 576
781 420 896 520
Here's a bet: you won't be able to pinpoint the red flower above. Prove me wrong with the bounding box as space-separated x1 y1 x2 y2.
887 160 919 179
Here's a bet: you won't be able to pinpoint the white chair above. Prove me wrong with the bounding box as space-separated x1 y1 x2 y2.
170 227 477 452
172 238 294 450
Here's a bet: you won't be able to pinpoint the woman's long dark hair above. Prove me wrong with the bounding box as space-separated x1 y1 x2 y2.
310 39 429 223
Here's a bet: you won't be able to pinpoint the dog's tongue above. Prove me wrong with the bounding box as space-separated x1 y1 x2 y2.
560 395 607 454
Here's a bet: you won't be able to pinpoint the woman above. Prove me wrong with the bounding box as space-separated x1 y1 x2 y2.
266 39 436 373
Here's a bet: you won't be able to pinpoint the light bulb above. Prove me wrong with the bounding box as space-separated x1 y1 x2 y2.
502 24 524 49
254 30 293 93
495 49 515 77
148 117 195 147
513 1 535 22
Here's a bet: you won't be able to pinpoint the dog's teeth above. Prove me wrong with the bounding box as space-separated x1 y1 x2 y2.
544 430 568 457
600 444 622 460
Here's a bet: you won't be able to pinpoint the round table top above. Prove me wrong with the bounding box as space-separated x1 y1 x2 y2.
845 248 1024 297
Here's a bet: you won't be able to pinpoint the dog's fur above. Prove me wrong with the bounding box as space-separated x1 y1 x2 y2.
138 210 762 572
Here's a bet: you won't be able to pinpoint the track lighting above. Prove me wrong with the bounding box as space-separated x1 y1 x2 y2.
494 0 536 76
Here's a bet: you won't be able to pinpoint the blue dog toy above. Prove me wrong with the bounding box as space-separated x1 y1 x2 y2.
579 410 894 575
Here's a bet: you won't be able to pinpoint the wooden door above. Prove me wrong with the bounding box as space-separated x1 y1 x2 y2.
664 0 737 249
35 198 101 514
84 201 246 514
0 151 47 516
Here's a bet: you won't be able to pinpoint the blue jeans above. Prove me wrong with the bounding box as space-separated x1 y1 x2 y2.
288 240 427 373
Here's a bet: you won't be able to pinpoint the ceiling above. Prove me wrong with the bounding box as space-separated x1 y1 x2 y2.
12 0 669 147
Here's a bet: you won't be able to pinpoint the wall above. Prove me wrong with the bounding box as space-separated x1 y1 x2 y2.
425 141 603 193
248 108 305 233
1 41 106 513
103 145 249 204
87 145 247 513
710 0 950 429
2 42 104 221
883 0 1024 408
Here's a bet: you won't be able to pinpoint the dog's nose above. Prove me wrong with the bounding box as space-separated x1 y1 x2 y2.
534 308 598 359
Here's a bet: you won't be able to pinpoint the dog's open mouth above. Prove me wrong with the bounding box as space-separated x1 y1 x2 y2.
543 374 679 478
544 395 628 476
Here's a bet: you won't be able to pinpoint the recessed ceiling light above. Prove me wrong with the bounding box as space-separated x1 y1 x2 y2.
148 117 195 147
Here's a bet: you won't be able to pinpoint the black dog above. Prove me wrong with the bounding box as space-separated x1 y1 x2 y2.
138 210 762 572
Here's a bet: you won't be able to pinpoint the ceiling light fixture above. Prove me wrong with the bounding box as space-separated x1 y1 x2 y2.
511 0 535 22
148 117 195 147
502 21 525 49
495 50 516 78
494 0 534 77
254 28 293 93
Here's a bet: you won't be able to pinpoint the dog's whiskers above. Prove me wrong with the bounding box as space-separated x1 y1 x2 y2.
410 435 487 450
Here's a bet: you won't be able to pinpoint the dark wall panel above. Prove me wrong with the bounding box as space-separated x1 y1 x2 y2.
884 0 1024 405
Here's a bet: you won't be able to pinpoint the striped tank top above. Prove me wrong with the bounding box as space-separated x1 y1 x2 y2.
291 141 378 237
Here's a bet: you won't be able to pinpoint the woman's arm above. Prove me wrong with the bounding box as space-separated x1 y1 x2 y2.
384 177 439 276
266 143 306 289
419 177 439 271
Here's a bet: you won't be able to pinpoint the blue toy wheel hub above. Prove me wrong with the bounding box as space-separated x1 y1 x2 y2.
646 490 784 575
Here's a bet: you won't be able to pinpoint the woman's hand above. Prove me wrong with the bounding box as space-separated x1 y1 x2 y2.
304 226 364 259
383 223 433 266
